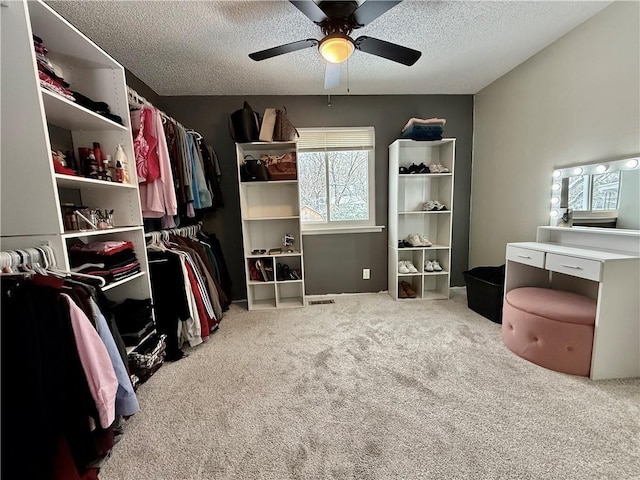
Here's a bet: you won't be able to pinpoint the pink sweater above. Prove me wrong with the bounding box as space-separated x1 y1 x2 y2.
62 294 118 429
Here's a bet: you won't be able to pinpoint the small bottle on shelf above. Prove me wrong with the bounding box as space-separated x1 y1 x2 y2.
87 151 99 179
115 160 124 183
114 144 131 184
103 154 113 182
93 142 104 169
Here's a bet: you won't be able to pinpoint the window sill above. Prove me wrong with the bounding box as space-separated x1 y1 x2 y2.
301 225 386 235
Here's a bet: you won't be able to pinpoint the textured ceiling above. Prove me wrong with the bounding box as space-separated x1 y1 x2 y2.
46 0 612 96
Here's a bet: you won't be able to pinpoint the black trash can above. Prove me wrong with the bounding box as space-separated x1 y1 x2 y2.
462 265 506 324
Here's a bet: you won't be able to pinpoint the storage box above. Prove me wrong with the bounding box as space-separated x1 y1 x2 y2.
463 265 505 324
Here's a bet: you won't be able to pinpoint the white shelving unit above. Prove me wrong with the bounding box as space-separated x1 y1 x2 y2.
388 139 456 300
1 1 153 344
236 142 305 310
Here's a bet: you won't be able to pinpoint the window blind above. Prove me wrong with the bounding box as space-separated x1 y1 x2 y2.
297 127 375 152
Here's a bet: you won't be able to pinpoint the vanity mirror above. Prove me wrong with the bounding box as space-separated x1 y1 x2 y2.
550 156 640 229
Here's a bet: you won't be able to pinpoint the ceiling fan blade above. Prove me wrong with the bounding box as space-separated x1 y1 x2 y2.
324 62 341 90
289 1 328 24
352 1 402 27
249 39 319 61
354 36 421 66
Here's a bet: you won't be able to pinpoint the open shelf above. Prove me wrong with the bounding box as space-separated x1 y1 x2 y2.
277 297 305 308
56 173 137 190
399 173 452 177
251 299 278 310
125 329 156 354
398 210 451 215
62 225 142 239
42 89 126 131
241 180 298 186
244 216 300 221
102 271 146 291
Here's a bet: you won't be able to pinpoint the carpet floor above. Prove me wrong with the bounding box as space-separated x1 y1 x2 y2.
101 291 640 480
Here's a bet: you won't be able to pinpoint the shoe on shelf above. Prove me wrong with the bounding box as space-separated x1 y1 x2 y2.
400 281 417 298
433 201 447 211
406 261 418 273
416 163 429 174
408 163 420 174
398 282 409 298
398 261 410 274
399 166 409 174
432 260 443 271
436 163 450 173
428 163 440 173
418 235 432 247
424 260 434 272
407 234 422 247
422 200 437 211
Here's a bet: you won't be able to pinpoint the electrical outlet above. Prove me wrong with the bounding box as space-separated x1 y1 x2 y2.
362 268 370 280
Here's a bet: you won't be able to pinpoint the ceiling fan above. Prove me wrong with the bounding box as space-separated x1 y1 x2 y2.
248 0 422 89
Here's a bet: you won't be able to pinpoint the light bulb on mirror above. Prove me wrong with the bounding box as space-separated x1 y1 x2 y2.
626 158 639 169
552 183 561 191
551 197 560 205
552 170 562 178
572 167 583 175
550 210 559 217
595 164 607 173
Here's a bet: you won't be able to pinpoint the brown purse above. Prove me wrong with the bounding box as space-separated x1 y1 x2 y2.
272 107 299 142
261 152 297 181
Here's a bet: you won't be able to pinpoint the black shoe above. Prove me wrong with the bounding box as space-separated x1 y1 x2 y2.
416 163 429 173
408 163 420 174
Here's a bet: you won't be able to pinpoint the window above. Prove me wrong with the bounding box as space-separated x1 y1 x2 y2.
567 172 620 212
297 127 379 233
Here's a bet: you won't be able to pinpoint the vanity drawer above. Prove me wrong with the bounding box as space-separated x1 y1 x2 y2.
506 245 545 268
545 253 602 281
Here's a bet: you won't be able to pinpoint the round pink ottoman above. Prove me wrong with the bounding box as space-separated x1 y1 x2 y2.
502 287 597 377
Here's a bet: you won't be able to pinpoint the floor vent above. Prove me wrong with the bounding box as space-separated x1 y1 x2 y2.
309 299 335 305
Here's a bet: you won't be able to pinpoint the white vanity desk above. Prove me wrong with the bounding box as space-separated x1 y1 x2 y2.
505 226 640 380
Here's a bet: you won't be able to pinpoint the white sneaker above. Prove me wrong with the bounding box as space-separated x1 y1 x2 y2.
433 201 447 211
423 200 437 211
407 234 422 247
406 261 418 273
432 260 443 271
436 163 450 173
398 261 410 274
424 260 434 272
418 235 432 247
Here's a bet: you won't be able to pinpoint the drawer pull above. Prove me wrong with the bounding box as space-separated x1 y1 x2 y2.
516 254 531 259
560 264 583 270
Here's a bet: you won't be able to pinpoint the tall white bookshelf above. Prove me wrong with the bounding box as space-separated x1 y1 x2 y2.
1 1 153 347
388 139 456 300
236 142 305 310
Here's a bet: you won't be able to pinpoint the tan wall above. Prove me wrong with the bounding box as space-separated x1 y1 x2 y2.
470 1 640 267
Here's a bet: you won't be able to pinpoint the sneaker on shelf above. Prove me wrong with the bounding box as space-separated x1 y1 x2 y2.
398 261 410 274
408 163 420 174
407 234 423 247
436 163 450 173
424 260 434 272
399 166 409 174
433 201 447 211
432 260 443 271
416 163 429 173
417 235 432 247
428 163 440 173
423 200 437 211
406 261 418 273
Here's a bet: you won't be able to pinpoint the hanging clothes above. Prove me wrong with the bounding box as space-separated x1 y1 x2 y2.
1 274 139 480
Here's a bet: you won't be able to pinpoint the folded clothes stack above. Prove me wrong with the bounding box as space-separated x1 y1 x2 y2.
69 240 141 285
34 35 75 101
32 34 123 126
401 117 446 141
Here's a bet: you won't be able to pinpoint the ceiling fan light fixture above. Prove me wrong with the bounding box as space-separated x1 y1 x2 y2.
319 34 354 64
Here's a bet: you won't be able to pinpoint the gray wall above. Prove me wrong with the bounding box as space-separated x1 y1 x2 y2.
471 1 639 267
161 95 473 299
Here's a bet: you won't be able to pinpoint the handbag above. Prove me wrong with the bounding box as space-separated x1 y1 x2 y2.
261 152 297 181
259 108 277 142
229 101 261 143
240 155 270 182
272 107 299 142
